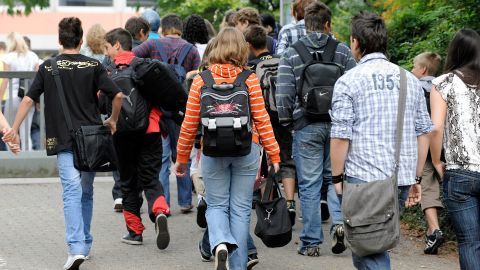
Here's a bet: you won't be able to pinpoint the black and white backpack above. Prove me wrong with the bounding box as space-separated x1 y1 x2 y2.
199 70 253 157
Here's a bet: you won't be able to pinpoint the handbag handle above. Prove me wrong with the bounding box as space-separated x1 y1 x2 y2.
261 168 283 202
51 57 74 133
393 68 408 185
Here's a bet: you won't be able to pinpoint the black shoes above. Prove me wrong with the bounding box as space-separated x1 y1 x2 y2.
155 214 170 250
331 224 346 254
424 229 445 254
198 241 213 262
286 200 296 226
247 253 259 270
197 197 207 229
121 232 143 245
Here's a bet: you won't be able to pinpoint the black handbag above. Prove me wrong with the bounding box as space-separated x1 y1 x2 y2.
254 168 292 248
51 57 117 172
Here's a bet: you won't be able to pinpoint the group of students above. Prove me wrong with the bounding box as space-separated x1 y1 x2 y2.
1 0 480 270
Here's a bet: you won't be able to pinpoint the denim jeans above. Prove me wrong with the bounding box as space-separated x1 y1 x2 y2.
159 134 193 207
203 143 261 270
57 150 96 256
200 228 257 257
293 123 342 250
443 169 480 270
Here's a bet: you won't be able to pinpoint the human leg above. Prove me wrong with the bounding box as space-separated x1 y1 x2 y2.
80 171 95 255
159 135 171 206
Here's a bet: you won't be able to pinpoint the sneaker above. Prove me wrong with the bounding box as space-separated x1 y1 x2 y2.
155 213 170 250
215 244 229 270
298 246 320 257
286 200 296 226
321 200 330 222
180 204 194 214
331 224 346 254
197 197 207 229
198 241 213 262
121 232 143 245
63 254 85 270
247 253 259 270
113 198 123 212
424 229 445 254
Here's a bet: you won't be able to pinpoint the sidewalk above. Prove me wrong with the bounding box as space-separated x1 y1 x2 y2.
0 176 459 270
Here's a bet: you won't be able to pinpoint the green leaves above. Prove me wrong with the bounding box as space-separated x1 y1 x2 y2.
2 0 49 16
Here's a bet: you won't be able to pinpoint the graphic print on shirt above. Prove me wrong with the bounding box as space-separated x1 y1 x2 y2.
45 60 99 71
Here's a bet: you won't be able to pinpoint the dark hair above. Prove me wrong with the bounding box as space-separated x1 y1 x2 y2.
105 28 133 51
293 0 317 21
183 14 210 45
161 13 183 36
351 11 387 56
0 41 6 51
234 7 261 26
260 13 276 30
244 25 267 50
445 28 480 85
222 10 238 28
304 2 331 32
59 17 83 49
125 16 150 40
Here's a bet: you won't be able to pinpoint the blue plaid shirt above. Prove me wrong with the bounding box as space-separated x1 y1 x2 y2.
276 20 306 55
330 53 433 186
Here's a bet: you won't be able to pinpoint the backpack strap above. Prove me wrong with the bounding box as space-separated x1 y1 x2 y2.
199 70 215 88
154 41 169 64
176 43 193 66
233 70 253 86
322 37 339 62
291 41 313 64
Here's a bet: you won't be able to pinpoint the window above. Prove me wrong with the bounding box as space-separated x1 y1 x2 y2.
59 0 113 6
127 0 157 7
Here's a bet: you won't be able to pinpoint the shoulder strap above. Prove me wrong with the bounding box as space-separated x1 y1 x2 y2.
291 41 313 64
176 43 193 66
154 41 169 63
322 37 339 62
394 68 408 178
199 70 215 87
234 70 253 85
261 168 283 202
51 57 74 132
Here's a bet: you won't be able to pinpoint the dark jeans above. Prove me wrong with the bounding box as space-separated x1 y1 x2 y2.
114 132 166 225
112 170 123 200
443 169 480 270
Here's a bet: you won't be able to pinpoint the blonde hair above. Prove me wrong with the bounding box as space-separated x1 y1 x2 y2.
6 32 29 55
208 27 249 67
414 52 442 76
86 24 106 54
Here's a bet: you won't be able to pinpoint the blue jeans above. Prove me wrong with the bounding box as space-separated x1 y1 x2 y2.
57 151 96 256
293 123 342 250
200 228 257 257
203 143 261 270
159 134 192 207
443 169 480 270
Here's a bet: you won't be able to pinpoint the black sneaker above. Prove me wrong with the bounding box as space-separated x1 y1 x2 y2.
121 232 143 245
331 224 346 254
155 214 170 250
247 253 259 270
424 229 445 254
197 197 207 229
321 200 330 222
198 241 213 262
286 200 296 226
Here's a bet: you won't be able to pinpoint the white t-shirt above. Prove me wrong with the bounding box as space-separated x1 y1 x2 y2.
2 51 39 96
196 43 208 61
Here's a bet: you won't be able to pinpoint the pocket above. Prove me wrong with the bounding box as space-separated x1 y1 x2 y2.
446 172 474 202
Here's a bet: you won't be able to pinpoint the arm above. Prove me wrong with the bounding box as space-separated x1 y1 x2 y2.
429 86 447 176
0 63 10 104
132 39 152 58
331 138 350 194
275 53 296 127
2 96 35 147
0 111 9 130
103 92 123 134
275 28 288 55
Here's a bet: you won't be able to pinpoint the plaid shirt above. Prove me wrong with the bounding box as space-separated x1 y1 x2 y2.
330 53 433 186
276 20 306 55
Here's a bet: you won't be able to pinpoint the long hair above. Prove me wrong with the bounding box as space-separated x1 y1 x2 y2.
6 32 29 55
86 24 106 54
207 27 249 67
444 28 480 86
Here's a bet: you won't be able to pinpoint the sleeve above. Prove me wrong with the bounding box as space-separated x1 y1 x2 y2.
275 29 289 55
185 46 201 72
176 75 202 164
413 80 434 136
26 63 45 102
275 52 296 126
432 73 453 101
94 63 121 98
330 76 355 140
247 73 281 163
132 39 152 58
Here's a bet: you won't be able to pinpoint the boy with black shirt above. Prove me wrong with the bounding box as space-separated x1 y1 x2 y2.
104 28 171 250
4 17 123 270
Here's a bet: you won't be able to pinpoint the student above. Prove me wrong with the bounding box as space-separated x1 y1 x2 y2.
125 16 151 48
276 1 356 257
174 27 280 270
3 17 123 270
104 28 171 250
430 28 480 270
411 52 445 254
233 7 275 55
330 11 432 269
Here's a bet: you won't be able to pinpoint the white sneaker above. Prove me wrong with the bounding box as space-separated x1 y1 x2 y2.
215 244 229 270
63 254 85 270
113 198 123 212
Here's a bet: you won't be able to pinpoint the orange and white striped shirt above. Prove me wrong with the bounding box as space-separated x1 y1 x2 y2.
176 64 281 164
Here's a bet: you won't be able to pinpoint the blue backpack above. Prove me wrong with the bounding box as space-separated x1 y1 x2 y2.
155 42 193 85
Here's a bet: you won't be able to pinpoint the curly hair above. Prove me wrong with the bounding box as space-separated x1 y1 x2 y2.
86 24 106 54
182 14 210 45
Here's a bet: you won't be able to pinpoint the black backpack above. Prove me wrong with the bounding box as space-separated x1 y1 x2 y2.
199 70 253 157
292 37 344 122
255 55 281 121
107 57 149 133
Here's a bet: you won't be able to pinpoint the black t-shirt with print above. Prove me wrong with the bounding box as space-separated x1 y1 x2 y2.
27 54 121 156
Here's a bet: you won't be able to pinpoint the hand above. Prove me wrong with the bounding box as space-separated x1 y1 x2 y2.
174 162 188 177
6 141 21 154
272 163 280 173
433 161 445 179
405 184 422 208
103 117 117 135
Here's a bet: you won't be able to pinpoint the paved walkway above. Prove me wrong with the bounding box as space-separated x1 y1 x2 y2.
0 176 459 270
